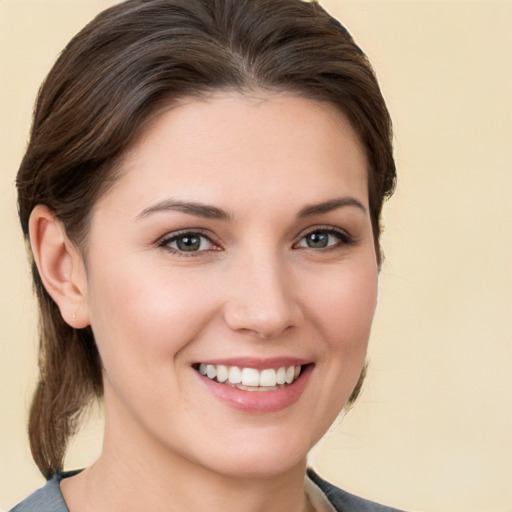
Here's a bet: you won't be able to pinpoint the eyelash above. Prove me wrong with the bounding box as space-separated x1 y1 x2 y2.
293 227 353 250
158 226 353 257
158 230 219 257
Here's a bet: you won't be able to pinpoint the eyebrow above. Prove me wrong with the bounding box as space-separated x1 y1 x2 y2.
137 196 366 222
137 199 233 221
297 197 367 218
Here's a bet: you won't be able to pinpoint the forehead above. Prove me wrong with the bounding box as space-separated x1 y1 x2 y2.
98 92 369 217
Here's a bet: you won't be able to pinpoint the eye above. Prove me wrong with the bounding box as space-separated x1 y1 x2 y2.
159 231 217 254
295 228 351 249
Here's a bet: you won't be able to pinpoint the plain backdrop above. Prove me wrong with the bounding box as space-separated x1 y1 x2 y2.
1 1 511 511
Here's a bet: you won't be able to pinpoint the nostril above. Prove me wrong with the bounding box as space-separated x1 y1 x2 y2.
224 306 303 340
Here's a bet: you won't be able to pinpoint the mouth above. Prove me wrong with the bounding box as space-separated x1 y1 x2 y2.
193 363 306 391
193 360 314 413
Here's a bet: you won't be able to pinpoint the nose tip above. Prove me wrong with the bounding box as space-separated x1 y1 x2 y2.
223 266 304 339
224 303 303 339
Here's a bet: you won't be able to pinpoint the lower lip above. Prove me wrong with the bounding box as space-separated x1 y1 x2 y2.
196 364 314 413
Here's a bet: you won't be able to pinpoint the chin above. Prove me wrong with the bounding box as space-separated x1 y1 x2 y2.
187 428 315 480
209 452 306 480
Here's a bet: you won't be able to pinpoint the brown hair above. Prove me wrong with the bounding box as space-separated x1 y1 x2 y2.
17 0 395 479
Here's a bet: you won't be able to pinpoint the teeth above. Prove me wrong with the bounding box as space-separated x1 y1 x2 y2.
276 366 286 385
216 365 228 383
206 364 216 379
198 364 302 389
259 369 277 387
241 368 260 386
228 366 242 384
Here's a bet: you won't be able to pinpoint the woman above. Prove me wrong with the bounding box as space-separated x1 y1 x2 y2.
11 0 399 510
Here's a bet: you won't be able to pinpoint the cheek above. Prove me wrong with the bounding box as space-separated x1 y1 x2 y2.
309 261 378 351
85 260 218 384
297 260 378 441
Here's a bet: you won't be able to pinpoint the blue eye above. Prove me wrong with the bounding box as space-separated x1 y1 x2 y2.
296 228 350 249
160 232 215 253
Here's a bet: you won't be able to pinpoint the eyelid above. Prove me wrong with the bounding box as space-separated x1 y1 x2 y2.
157 229 222 254
293 225 353 248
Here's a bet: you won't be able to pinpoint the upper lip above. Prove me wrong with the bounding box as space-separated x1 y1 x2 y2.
193 357 312 370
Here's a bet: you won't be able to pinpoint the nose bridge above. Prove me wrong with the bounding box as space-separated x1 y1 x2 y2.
223 243 302 338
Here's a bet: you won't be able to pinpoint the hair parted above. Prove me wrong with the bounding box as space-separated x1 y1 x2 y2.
17 0 396 479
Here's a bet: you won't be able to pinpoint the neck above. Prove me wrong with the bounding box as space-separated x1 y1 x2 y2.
62 412 313 512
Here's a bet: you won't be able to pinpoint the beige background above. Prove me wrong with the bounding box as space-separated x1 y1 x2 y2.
1 1 511 511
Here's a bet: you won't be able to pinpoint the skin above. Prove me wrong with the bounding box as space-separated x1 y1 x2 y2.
31 93 378 512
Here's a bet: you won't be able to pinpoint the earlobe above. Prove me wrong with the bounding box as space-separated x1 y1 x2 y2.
29 205 90 328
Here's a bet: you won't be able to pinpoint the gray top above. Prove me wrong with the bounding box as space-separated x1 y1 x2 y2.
9 471 78 512
9 468 405 512
307 469 405 511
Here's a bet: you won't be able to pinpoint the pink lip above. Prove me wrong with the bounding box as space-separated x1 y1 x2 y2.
195 363 314 413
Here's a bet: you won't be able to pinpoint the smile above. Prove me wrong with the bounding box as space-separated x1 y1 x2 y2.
196 363 302 391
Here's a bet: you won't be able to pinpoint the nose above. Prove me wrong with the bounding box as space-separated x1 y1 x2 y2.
223 252 304 339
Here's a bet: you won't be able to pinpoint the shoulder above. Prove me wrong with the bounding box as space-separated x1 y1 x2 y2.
8 471 80 512
307 468 407 512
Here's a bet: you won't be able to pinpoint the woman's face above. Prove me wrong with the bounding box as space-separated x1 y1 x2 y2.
80 93 378 478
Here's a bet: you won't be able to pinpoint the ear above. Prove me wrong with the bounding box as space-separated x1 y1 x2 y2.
29 205 90 328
